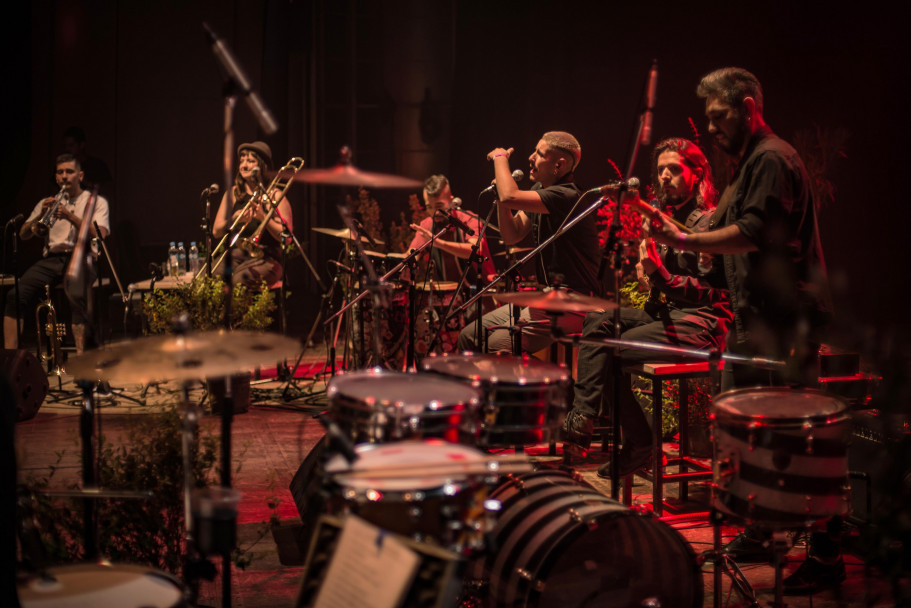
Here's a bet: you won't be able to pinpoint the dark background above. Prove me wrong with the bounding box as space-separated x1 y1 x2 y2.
2 0 907 356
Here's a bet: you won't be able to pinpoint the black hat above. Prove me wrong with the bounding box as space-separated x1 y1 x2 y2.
237 141 273 169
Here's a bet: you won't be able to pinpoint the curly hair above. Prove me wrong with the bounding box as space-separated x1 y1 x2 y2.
652 137 718 210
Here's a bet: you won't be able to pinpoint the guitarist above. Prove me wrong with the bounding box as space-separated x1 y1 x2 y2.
563 138 733 479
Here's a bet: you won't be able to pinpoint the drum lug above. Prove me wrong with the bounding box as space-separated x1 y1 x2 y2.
515 568 545 592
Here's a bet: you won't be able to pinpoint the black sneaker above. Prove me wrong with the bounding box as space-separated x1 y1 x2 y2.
596 445 651 478
723 531 770 563
783 556 846 595
562 410 594 450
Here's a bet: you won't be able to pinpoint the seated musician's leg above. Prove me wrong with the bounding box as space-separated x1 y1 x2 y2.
64 262 97 354
4 258 65 349
232 256 282 289
457 304 513 353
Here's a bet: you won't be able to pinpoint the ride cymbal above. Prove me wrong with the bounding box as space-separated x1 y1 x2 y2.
493 288 617 313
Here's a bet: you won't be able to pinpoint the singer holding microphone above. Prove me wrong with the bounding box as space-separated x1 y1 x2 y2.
212 141 292 288
3 154 110 354
457 131 602 354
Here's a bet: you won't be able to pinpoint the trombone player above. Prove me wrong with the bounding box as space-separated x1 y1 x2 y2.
212 141 293 288
4 153 110 354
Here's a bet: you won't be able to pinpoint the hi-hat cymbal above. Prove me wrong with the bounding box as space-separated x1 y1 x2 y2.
67 330 301 383
288 163 422 189
493 288 617 313
312 226 385 245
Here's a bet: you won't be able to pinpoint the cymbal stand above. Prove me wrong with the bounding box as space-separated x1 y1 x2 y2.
427 197 499 357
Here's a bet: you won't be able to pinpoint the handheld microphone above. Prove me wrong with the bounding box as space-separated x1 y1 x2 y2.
641 60 658 146
436 210 475 236
481 169 525 195
593 177 640 194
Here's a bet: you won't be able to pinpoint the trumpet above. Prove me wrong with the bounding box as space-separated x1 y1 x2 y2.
32 185 68 238
200 156 305 279
36 284 66 376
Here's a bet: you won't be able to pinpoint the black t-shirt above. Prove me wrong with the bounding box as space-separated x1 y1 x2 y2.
532 175 603 296
232 193 282 260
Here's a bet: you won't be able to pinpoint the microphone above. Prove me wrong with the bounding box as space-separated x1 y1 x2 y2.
481 169 525 195
436 210 475 236
641 59 658 146
330 259 354 274
201 183 220 199
6 213 24 228
351 218 379 249
593 177 640 194
203 22 278 134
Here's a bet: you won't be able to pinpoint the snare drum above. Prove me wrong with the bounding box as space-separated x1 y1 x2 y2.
482 471 702 607
712 387 851 527
324 439 492 550
421 353 569 446
18 563 185 608
327 368 481 444
414 281 465 357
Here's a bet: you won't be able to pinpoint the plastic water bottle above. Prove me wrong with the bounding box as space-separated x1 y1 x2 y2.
177 242 187 274
168 242 179 277
189 242 199 274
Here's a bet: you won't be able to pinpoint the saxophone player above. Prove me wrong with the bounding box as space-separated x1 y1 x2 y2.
4 153 110 354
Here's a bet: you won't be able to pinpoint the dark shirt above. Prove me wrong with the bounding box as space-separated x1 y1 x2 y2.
710 126 831 355
532 174 602 296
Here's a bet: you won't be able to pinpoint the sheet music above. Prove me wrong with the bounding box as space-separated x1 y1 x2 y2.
314 516 420 608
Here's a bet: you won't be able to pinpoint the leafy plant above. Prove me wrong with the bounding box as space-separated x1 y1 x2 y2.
142 275 276 334
24 405 218 573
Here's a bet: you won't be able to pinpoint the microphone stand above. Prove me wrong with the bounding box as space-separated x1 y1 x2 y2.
4 216 23 347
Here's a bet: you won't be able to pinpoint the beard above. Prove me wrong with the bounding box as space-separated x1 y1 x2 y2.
714 113 750 155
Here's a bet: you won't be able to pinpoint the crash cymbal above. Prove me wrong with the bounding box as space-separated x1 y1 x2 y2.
312 226 385 245
67 330 301 383
289 163 423 189
493 288 617 313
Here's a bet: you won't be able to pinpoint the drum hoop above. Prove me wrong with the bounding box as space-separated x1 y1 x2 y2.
712 386 848 425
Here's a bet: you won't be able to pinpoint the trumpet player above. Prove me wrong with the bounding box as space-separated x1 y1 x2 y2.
212 141 292 287
4 153 110 354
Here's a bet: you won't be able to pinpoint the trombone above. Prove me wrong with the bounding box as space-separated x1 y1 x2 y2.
199 156 305 279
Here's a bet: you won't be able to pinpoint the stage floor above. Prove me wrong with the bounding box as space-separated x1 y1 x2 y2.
14 354 903 607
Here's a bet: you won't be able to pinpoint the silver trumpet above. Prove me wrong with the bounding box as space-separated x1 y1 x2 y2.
32 184 68 238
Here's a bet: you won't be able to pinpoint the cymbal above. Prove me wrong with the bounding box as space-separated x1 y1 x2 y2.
493 288 617 313
66 330 301 383
288 163 423 189
494 246 533 257
312 226 385 245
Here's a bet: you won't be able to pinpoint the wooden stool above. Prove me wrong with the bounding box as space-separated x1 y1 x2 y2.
623 361 719 515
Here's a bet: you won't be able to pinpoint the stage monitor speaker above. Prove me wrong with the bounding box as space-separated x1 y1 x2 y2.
0 349 48 422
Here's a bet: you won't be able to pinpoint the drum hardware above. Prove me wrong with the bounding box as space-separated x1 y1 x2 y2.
312 225 386 245
31 184 68 238
35 284 66 381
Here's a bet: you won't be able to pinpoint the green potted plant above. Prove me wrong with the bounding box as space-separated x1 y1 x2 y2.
142 275 277 413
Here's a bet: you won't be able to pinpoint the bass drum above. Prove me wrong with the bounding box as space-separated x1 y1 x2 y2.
18 563 185 608
485 470 702 608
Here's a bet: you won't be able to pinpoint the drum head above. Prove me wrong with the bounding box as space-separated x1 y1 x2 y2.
18 563 183 608
328 368 481 416
422 353 569 386
325 439 486 492
713 387 846 424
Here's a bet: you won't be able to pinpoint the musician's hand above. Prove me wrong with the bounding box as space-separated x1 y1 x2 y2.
410 223 432 239
635 261 650 290
645 211 681 248
487 147 514 161
40 197 56 210
640 238 663 276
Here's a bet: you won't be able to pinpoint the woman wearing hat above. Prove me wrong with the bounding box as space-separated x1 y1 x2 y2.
213 141 293 288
